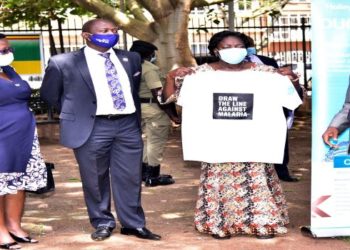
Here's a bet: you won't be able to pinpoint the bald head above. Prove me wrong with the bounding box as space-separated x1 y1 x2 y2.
82 18 117 33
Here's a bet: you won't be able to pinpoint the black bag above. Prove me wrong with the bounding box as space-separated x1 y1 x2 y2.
27 162 55 194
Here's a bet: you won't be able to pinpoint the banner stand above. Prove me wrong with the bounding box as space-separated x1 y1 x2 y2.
300 226 317 238
310 0 350 237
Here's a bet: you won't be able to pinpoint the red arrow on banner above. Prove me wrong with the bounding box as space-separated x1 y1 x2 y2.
311 195 331 217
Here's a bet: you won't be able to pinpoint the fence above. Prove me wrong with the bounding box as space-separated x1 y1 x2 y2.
0 15 311 122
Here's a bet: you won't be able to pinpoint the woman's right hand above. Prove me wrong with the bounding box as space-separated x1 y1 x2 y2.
168 67 195 78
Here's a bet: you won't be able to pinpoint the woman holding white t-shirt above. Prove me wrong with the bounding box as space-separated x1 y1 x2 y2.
162 31 302 240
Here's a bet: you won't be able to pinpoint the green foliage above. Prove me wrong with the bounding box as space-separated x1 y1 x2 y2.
0 0 90 27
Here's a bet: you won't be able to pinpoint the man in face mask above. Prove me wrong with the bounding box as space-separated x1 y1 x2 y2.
41 18 161 241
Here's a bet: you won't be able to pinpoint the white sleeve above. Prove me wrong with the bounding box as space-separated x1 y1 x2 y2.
277 75 303 110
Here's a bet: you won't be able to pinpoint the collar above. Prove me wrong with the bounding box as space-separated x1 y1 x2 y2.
84 45 114 56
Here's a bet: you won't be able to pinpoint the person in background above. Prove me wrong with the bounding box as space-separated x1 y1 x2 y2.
322 78 350 147
245 36 279 68
162 31 302 240
0 33 47 249
130 40 179 187
245 35 303 182
40 19 160 241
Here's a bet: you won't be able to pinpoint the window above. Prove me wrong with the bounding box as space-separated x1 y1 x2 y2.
238 0 252 11
290 15 298 25
191 43 209 56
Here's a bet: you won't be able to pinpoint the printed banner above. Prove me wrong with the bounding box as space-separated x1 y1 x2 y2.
213 93 253 119
311 0 350 237
7 34 44 89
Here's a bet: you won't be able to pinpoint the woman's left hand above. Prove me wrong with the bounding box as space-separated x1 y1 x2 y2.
277 66 299 82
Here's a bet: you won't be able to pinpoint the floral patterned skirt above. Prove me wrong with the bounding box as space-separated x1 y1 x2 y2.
0 130 47 195
194 162 289 237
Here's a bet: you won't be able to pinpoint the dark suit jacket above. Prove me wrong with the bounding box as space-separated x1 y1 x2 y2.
40 48 142 149
256 55 279 69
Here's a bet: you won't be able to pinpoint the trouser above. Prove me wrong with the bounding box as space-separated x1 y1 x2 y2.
141 104 170 166
73 114 145 229
274 132 290 178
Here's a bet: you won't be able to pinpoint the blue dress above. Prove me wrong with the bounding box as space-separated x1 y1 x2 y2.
0 65 46 195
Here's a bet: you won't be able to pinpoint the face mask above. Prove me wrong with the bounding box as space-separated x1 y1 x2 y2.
0 52 14 66
150 54 157 63
89 33 119 48
246 47 256 56
218 48 247 65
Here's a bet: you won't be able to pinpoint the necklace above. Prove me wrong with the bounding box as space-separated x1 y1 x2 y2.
216 61 245 71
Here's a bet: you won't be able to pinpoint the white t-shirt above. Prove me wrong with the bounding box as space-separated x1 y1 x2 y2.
177 70 302 164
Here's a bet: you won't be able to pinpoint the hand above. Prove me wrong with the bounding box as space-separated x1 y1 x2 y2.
168 67 195 78
322 127 339 147
277 66 298 80
170 115 181 125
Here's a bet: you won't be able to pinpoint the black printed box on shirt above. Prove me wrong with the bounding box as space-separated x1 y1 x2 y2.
213 93 253 120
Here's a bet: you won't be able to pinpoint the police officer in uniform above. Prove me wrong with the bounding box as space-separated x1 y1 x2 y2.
130 40 179 187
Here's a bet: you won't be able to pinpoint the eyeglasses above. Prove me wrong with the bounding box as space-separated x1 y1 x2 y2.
0 47 14 55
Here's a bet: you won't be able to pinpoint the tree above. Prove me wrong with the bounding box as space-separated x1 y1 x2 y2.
0 0 88 55
0 0 289 70
72 0 289 71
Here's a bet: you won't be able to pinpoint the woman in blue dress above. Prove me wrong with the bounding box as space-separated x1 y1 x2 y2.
0 34 46 249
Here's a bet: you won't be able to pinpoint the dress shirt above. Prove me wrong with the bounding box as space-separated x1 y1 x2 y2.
84 46 136 115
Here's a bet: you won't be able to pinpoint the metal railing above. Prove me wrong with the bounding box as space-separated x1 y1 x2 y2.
1 15 311 123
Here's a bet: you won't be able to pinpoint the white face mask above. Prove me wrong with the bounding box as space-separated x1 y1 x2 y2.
0 52 14 66
218 48 247 65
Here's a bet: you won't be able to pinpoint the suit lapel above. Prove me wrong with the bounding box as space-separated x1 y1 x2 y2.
74 48 96 95
114 49 134 93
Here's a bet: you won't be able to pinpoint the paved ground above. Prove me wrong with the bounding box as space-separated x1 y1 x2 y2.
20 109 350 250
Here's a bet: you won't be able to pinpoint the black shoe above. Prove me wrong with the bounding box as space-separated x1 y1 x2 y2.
145 176 175 187
0 242 20 249
159 173 173 179
9 232 38 244
91 226 113 241
256 234 275 239
279 175 299 182
120 227 161 240
212 234 231 240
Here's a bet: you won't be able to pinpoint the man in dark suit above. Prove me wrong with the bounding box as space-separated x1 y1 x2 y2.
40 18 160 241
246 36 302 182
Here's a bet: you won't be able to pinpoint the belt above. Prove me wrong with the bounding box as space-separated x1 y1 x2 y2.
140 97 157 104
96 114 130 120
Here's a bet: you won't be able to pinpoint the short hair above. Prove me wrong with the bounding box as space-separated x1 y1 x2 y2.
208 31 249 56
0 33 6 39
129 40 157 59
244 35 255 47
82 18 114 33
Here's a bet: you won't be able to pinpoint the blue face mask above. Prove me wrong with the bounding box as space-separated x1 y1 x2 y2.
89 33 119 48
246 47 257 56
